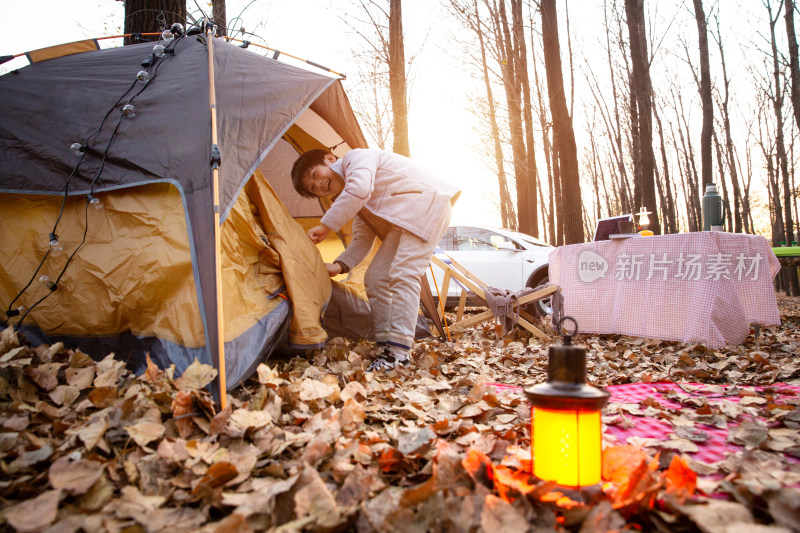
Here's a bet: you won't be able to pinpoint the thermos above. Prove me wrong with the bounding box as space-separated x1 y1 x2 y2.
702 183 724 231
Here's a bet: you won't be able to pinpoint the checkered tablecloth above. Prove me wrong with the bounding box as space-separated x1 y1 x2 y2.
603 382 800 464
490 381 800 465
549 233 781 348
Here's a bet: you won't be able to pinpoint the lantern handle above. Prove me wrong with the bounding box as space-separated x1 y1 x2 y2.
556 316 579 344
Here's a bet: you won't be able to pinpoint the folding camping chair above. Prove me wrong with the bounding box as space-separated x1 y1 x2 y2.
429 254 559 340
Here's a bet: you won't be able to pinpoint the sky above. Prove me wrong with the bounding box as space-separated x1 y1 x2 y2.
0 1 782 235
1 0 497 226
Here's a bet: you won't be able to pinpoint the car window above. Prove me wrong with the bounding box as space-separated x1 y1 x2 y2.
437 227 456 251
455 227 517 251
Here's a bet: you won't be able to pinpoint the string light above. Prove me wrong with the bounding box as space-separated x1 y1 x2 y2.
87 194 102 209
5 27 184 330
161 30 174 43
48 233 62 252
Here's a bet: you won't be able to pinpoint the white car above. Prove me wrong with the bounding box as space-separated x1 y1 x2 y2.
428 224 554 315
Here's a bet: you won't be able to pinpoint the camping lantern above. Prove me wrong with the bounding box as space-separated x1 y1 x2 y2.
525 318 609 488
636 207 654 236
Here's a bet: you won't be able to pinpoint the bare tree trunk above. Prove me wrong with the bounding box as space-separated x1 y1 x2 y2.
473 0 515 228
786 0 800 128
531 43 556 243
670 103 700 231
768 1 799 293
693 0 714 194
541 0 583 244
612 4 634 213
653 106 678 233
552 151 564 245
213 1 227 37
494 0 530 234
741 126 757 233
624 0 660 234
674 89 703 230
590 129 602 222
513 0 539 236
712 15 745 233
713 130 734 230
389 0 410 156
124 0 186 45
768 154 785 245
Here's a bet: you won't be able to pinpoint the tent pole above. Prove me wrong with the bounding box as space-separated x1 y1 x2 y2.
207 27 227 409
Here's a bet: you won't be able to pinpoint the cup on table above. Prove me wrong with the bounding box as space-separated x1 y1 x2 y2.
711 225 723 232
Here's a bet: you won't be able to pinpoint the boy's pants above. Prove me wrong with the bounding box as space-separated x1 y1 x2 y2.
364 203 452 352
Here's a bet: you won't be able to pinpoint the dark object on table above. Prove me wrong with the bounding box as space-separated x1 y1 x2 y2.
592 215 633 241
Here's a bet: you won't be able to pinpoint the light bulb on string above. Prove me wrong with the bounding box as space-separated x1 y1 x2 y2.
122 104 135 117
39 275 50 287
87 194 102 210
70 142 86 156
153 44 165 58
48 233 62 252
161 30 174 43
136 70 150 83
170 23 184 36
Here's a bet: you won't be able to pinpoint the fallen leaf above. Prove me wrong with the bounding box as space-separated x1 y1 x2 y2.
49 455 104 495
663 455 697 502
73 416 109 451
462 448 494 489
229 408 272 431
676 500 754 533
24 362 61 391
397 426 436 455
3 489 61 532
192 461 239 496
175 359 217 392
144 354 164 384
729 419 768 449
172 390 196 438
65 365 95 389
93 354 124 387
88 386 118 408
125 421 165 447
299 378 335 402
211 513 253 533
49 384 81 406
480 494 529 532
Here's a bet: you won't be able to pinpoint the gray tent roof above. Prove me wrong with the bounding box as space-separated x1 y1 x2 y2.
0 35 366 398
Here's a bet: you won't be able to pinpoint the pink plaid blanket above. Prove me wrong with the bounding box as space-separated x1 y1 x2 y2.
490 381 800 465
549 233 781 348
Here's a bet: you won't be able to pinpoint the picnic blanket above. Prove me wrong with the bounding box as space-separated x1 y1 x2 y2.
490 381 800 465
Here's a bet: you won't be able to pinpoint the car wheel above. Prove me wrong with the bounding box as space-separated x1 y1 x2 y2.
527 272 552 316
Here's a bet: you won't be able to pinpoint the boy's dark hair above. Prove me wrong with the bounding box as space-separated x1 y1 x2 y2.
291 149 330 198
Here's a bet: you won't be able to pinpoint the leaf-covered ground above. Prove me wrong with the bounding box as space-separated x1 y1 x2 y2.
1 297 800 532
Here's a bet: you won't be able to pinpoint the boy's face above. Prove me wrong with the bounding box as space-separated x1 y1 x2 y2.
301 153 344 198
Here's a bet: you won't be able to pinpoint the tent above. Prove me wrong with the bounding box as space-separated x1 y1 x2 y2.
0 32 393 399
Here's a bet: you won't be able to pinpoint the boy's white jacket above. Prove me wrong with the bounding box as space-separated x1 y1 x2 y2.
320 148 461 246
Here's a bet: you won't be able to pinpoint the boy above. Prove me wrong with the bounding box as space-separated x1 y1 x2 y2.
291 148 460 371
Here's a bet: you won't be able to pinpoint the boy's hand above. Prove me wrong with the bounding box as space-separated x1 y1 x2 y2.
325 262 343 277
308 224 331 244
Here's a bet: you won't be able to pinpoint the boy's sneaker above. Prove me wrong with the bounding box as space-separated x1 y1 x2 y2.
367 347 409 372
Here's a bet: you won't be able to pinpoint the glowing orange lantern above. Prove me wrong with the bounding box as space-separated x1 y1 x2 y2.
525 318 609 488
636 207 654 236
